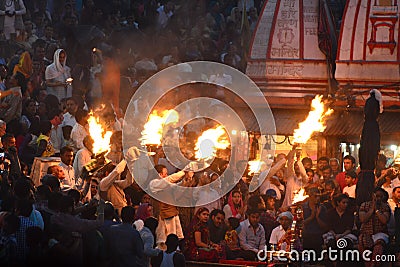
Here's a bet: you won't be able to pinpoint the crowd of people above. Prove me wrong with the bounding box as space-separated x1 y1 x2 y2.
0 0 399 267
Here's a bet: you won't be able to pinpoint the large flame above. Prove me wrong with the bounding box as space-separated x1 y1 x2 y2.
293 95 333 144
248 160 263 175
195 126 230 160
140 110 179 146
292 188 309 204
88 113 113 155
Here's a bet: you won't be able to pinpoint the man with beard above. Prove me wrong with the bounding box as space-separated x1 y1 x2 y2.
59 146 75 188
207 209 227 244
335 155 356 192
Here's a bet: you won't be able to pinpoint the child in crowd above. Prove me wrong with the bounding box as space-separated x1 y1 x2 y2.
225 217 240 251
343 170 357 198
62 125 74 149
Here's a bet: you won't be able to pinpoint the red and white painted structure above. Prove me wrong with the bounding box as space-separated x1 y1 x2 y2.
247 0 400 108
246 0 328 108
336 0 400 107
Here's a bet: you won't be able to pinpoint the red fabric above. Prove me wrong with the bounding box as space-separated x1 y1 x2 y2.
227 191 243 218
335 172 346 192
336 172 358 192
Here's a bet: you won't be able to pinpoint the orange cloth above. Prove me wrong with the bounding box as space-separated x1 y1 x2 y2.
13 51 33 78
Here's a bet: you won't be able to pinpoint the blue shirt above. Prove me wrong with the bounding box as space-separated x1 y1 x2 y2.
238 219 266 253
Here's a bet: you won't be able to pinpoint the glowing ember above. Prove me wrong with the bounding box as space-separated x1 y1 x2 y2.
88 113 113 155
293 95 333 144
248 160 263 175
195 126 230 160
293 188 309 204
140 110 179 146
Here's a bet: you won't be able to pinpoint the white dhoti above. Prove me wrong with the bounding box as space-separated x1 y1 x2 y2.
155 215 184 244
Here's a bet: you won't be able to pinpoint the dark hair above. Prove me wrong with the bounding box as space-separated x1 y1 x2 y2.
317 157 330 163
104 202 115 220
321 165 332 172
60 146 74 155
39 120 52 134
154 164 167 174
1 133 14 143
75 108 88 123
16 198 33 217
13 178 32 199
58 195 75 213
305 168 314 175
210 209 225 218
345 170 357 179
67 189 81 204
343 155 356 165
144 216 159 234
374 187 389 202
393 186 400 193
44 94 60 112
247 195 263 210
228 217 240 230
47 165 58 174
325 179 336 189
165 234 179 250
333 193 349 206
41 174 60 192
121 206 135 223
32 39 46 50
195 207 209 218
23 99 37 115
246 208 261 216
67 96 84 109
48 108 62 121
377 154 387 164
302 157 312 166
36 184 51 200
231 189 241 197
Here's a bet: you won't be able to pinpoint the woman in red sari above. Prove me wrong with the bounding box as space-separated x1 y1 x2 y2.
184 207 224 262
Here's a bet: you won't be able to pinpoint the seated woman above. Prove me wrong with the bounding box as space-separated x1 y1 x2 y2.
359 188 391 267
323 194 357 249
184 207 224 262
223 189 244 223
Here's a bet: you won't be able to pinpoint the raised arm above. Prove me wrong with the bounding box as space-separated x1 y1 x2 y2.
99 160 126 191
286 149 296 179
